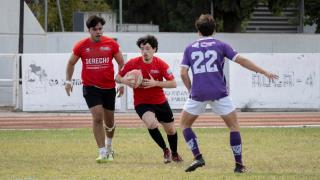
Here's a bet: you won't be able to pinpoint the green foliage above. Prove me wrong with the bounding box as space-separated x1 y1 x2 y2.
0 128 320 179
28 0 319 33
305 0 320 33
267 0 299 15
27 0 110 32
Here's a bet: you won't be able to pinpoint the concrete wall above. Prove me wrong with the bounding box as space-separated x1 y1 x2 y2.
0 0 45 35
1 32 320 54
0 0 45 54
38 32 320 53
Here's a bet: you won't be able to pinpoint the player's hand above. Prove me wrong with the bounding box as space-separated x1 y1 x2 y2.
65 83 73 96
143 74 158 88
122 76 135 88
263 71 279 81
117 85 124 97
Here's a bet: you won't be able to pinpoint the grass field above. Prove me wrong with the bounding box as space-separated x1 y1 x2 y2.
0 127 319 179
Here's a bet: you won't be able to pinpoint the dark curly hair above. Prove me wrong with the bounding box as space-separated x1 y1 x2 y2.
136 35 158 52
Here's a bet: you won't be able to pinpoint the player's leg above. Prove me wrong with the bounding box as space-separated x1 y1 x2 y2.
135 104 169 163
212 96 247 173
83 86 108 163
103 109 115 160
181 99 207 172
102 88 116 161
161 121 183 163
156 101 182 163
90 105 108 163
90 105 106 149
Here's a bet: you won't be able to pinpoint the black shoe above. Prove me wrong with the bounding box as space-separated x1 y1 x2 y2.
185 158 205 172
234 163 247 173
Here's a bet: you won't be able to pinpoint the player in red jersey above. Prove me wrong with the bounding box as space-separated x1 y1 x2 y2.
116 35 183 163
65 15 125 163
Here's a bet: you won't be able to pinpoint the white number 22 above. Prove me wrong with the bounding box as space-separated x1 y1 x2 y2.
191 50 218 74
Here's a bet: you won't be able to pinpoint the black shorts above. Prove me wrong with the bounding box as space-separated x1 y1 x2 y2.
135 101 174 123
83 86 116 110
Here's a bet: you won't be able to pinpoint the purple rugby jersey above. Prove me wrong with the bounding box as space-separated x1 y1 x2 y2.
181 37 238 101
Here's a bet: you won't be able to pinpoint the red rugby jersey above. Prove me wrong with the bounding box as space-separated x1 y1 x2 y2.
119 56 174 106
73 36 119 89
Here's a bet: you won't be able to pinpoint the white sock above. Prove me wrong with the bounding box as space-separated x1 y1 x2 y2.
106 138 112 147
106 138 113 151
99 147 107 157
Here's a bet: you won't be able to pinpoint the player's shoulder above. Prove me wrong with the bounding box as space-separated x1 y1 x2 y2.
74 37 90 47
153 56 164 61
153 56 167 64
128 56 142 64
101 36 118 44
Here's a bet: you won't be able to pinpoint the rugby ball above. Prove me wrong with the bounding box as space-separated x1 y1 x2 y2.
125 69 143 88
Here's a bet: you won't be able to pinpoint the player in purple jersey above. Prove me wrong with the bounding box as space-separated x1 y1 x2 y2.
180 14 278 173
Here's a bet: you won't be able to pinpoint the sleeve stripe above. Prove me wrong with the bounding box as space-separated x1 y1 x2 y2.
180 64 190 68
232 53 239 61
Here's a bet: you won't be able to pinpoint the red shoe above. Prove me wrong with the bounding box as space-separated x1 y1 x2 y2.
163 148 172 164
172 152 183 163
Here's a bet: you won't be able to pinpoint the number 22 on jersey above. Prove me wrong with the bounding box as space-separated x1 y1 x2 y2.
191 50 218 74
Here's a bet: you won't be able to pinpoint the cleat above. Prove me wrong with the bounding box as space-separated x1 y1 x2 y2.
185 158 205 172
234 163 248 173
106 150 114 161
96 155 108 163
163 148 172 164
172 153 183 163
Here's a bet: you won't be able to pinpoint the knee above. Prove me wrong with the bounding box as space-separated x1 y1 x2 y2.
228 123 240 131
146 120 158 129
93 113 104 125
93 118 104 125
165 125 176 135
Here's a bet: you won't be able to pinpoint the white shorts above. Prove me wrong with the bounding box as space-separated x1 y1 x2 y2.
183 96 235 116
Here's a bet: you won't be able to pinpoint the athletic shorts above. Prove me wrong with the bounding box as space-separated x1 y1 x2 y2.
135 101 174 123
183 96 235 116
82 86 116 110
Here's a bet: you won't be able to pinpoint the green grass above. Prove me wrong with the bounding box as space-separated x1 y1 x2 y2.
0 127 319 179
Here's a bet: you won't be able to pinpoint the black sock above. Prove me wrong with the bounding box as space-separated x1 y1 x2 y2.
167 133 178 154
195 154 203 160
148 128 167 150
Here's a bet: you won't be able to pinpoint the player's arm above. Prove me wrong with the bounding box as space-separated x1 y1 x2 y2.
115 62 136 89
180 66 191 92
114 51 125 74
114 51 125 97
65 53 80 96
115 74 136 88
143 74 176 89
234 55 279 80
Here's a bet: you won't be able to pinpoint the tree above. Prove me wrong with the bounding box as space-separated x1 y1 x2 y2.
304 0 320 33
27 0 110 32
28 0 319 33
106 0 302 32
212 0 259 32
106 0 211 32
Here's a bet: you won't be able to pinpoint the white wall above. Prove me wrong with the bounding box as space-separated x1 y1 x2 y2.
2 33 320 54
230 53 320 109
20 53 320 111
45 33 320 54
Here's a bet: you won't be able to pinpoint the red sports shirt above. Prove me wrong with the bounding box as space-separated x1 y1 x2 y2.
119 56 174 106
73 36 119 89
